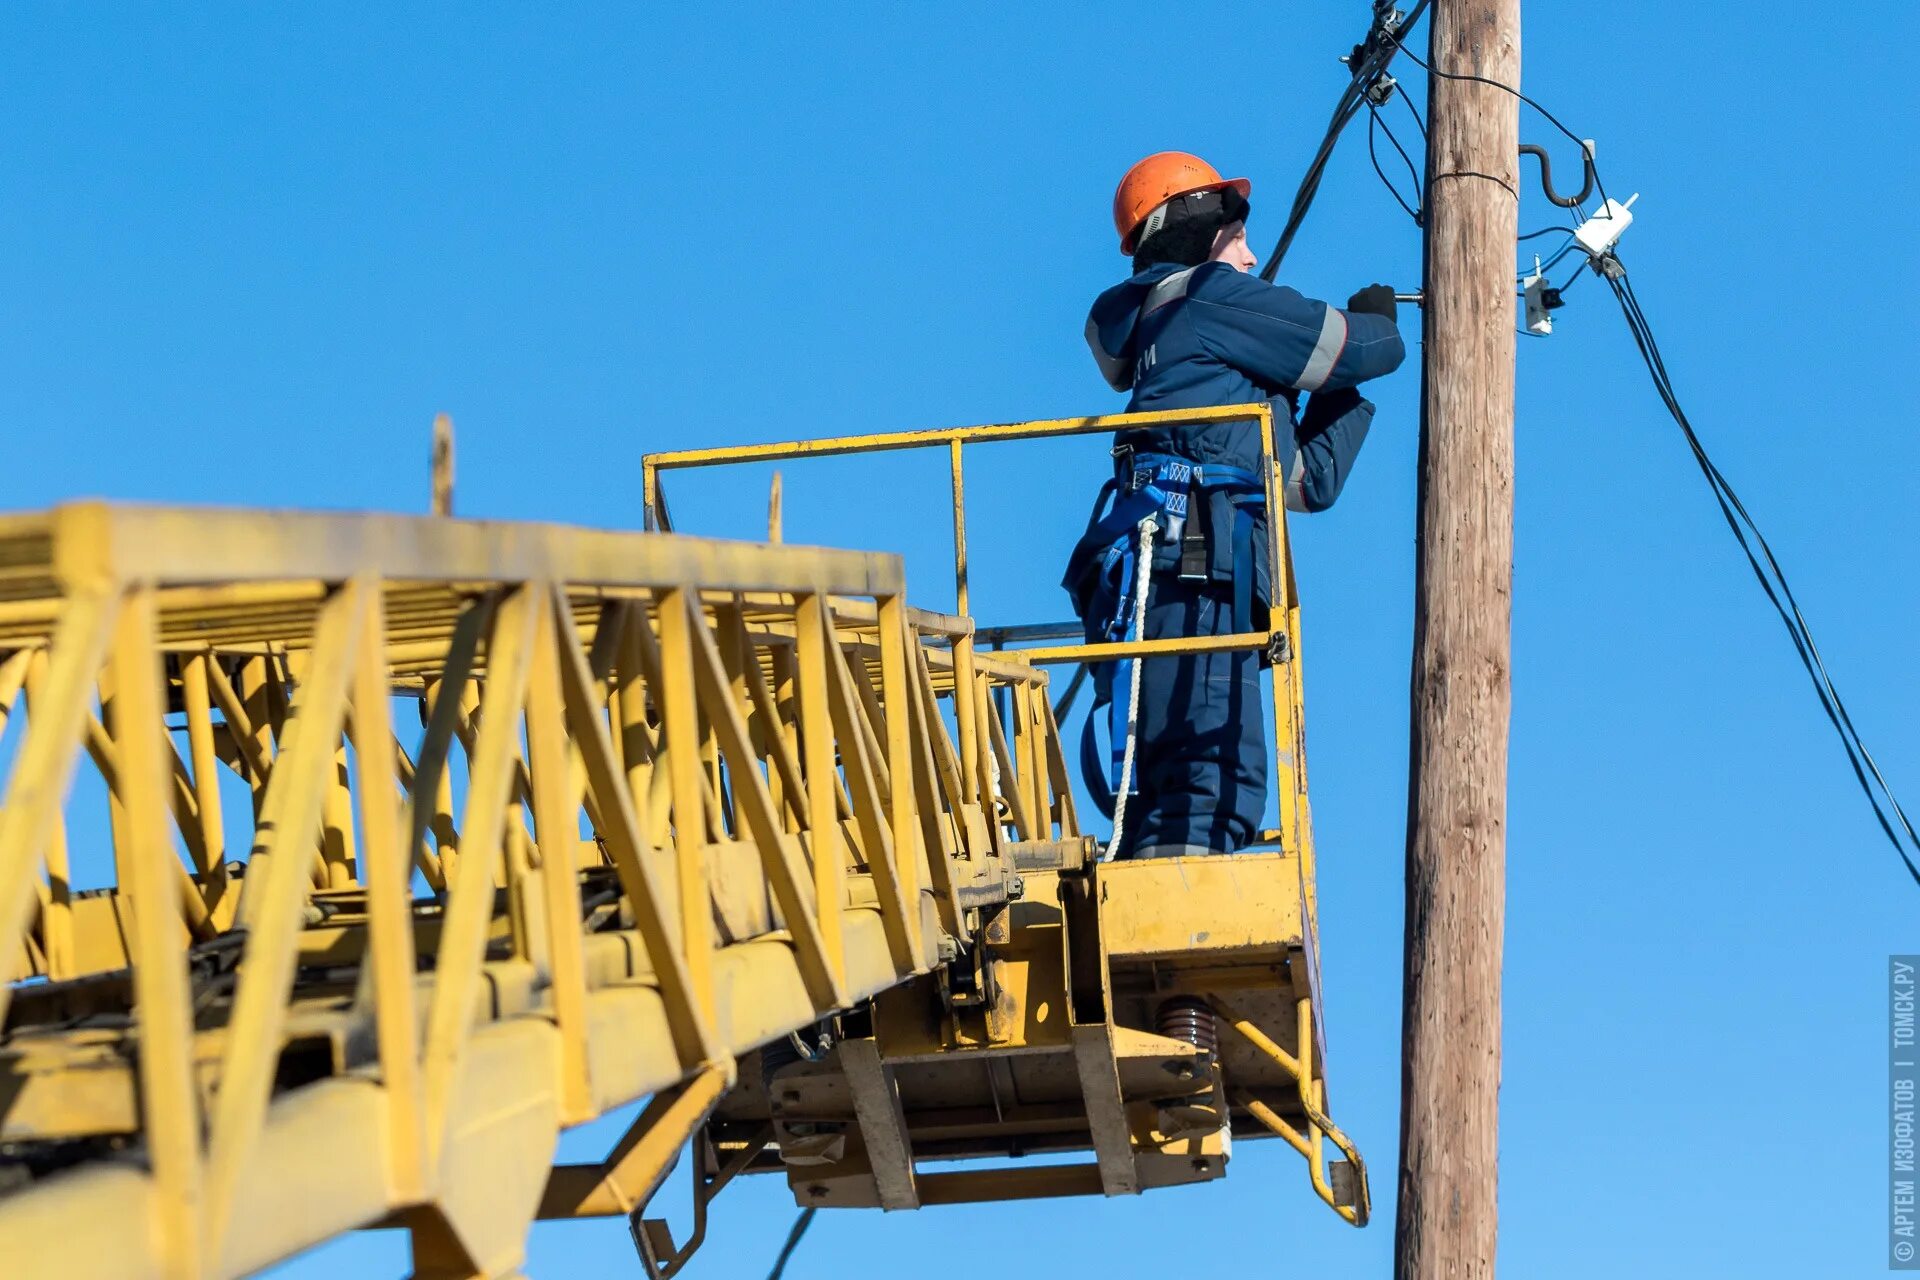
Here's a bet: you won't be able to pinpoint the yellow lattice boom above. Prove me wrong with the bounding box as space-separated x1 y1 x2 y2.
0 406 1364 1279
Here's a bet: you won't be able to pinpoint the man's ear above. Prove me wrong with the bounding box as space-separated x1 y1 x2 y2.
1207 221 1245 262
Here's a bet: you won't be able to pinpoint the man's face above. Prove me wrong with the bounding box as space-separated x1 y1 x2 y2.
1210 220 1257 273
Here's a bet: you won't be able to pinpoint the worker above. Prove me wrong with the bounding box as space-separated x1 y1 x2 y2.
1064 151 1406 858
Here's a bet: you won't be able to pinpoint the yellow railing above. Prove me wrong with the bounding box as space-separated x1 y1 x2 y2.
642 403 1330 1048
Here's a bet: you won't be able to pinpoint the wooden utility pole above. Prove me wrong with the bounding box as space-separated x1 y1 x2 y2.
1397 1 1519 1278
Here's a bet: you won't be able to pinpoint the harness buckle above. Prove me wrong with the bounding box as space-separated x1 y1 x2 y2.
1178 524 1208 581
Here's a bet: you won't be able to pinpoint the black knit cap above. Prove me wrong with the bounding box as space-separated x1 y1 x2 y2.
1132 187 1252 271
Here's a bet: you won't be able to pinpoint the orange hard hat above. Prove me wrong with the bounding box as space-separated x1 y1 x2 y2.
1112 151 1251 254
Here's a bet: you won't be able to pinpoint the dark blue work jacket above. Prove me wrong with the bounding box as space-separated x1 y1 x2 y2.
1066 261 1409 836
1083 261 1407 475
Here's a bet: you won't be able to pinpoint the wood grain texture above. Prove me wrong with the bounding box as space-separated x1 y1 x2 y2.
1397 2 1519 1277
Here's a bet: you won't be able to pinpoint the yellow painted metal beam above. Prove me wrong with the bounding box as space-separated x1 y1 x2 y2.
643 402 1270 472
18 502 904 598
1013 629 1274 666
537 1066 729 1219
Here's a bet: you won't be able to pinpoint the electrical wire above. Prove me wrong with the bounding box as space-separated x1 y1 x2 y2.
1359 101 1574 284
1369 100 1423 206
766 1207 817 1280
1261 0 1431 279
1604 263 1920 885
1363 14 1920 885
1553 252 1592 296
1050 661 1089 722
1527 237 1582 279
1338 22 1574 278
1393 76 1428 139
1366 106 1423 225
1259 4 1917 882
1382 24 1611 211
1271 4 1567 289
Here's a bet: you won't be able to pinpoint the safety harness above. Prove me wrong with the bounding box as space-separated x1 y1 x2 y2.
1062 449 1267 823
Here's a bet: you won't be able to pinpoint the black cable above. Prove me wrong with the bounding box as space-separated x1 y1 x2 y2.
1051 662 1090 722
1253 5 1918 883
1394 76 1429 139
1527 237 1581 280
1430 167 1520 201
1366 106 1423 225
766 1207 817 1280
1261 89 1372 278
1375 30 1581 281
1261 0 1431 279
1553 252 1592 296
1603 263 1920 885
1368 82 1574 276
1383 25 1612 212
1370 101 1423 204
1515 236 1580 289
1619 274 1913 854
1322 5 1919 885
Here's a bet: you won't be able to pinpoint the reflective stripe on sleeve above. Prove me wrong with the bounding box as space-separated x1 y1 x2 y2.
1085 315 1134 392
1283 448 1310 513
1295 306 1349 392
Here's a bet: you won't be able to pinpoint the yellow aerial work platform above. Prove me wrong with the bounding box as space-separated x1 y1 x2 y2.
0 405 1363 1279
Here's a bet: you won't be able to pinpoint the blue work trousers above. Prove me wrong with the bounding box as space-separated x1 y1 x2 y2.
1118 572 1267 859
1082 393 1376 858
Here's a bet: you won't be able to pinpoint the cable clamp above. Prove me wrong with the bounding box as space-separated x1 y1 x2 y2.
1342 4 1406 77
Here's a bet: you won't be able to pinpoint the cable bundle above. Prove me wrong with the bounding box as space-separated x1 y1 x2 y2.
1604 269 1920 884
1261 0 1432 279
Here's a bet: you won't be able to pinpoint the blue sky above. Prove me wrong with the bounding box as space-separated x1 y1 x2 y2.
5 4 1917 1276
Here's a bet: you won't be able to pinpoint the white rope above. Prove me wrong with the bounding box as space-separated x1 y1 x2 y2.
1102 513 1158 861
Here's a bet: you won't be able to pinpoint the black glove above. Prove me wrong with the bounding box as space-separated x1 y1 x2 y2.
1345 283 1397 324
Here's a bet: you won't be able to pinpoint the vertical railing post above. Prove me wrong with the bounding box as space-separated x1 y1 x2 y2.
348 584 427 1200
793 592 848 989
554 598 719 1072
20 650 78 981
206 579 368 1256
321 739 359 889
421 585 538 1166
527 590 595 1123
110 586 205 1280
0 590 118 1031
655 587 718 1027
878 595 925 956
1256 404 1304 860
948 439 983 806
180 652 231 919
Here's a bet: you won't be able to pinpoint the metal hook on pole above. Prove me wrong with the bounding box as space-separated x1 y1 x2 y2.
1518 140 1597 209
